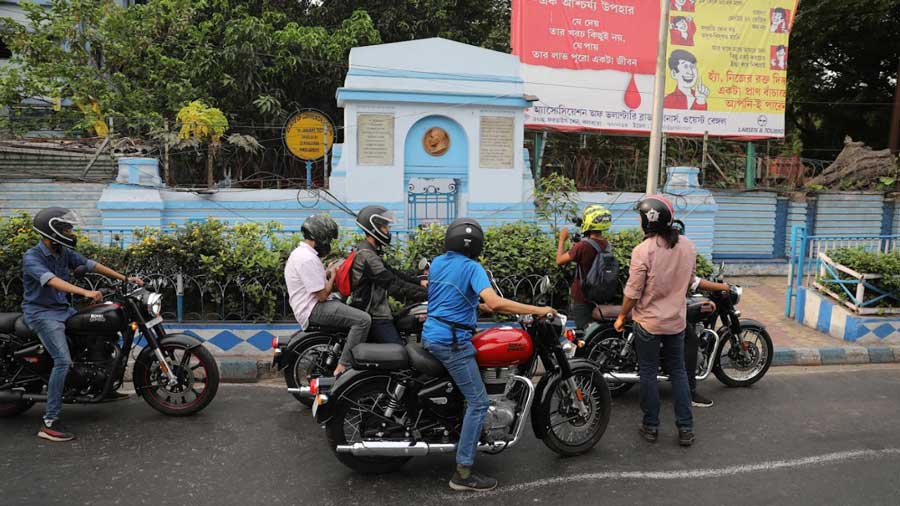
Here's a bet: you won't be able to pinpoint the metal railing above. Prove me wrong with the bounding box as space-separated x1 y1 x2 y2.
784 224 900 316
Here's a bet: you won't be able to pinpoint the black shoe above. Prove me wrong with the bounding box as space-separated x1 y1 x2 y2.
449 467 498 492
678 429 695 447
691 392 714 408
37 419 75 442
104 391 130 401
638 425 659 443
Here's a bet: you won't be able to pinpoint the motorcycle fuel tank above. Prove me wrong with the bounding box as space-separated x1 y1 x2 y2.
65 302 126 334
472 326 533 367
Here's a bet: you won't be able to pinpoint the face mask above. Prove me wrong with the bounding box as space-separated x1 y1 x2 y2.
314 241 332 258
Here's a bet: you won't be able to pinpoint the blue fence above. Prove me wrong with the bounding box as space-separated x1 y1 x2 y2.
784 224 900 317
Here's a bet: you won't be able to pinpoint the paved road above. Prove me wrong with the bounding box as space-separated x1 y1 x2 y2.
2 366 900 506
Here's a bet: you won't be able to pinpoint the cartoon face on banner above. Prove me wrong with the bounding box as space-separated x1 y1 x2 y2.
670 15 696 46
670 0 695 12
770 45 788 70
770 7 791 33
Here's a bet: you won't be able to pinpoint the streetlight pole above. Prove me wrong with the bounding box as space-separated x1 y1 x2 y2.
646 0 672 195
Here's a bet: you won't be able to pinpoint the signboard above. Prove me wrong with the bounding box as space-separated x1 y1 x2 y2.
511 0 797 138
357 113 395 165
284 110 335 161
479 116 516 168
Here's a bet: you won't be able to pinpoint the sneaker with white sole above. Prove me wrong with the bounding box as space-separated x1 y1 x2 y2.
691 392 714 408
37 419 75 442
449 466 498 491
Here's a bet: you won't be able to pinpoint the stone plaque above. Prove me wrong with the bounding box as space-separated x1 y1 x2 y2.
479 116 515 168
422 127 450 156
357 113 394 165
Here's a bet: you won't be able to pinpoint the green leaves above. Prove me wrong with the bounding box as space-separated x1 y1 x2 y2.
535 173 580 234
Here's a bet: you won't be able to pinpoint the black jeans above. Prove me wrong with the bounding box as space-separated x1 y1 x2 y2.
369 319 403 344
634 323 693 429
569 301 595 330
685 323 699 393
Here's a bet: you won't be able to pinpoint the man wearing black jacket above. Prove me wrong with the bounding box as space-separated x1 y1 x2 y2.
350 206 428 344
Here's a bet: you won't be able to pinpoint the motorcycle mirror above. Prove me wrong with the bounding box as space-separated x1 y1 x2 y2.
73 265 88 279
538 275 551 296
417 257 430 271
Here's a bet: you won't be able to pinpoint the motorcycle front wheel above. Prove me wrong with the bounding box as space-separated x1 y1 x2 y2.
135 343 220 416
325 377 411 474
712 326 774 387
535 365 611 456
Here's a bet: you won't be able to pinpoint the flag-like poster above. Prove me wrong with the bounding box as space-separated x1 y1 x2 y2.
511 0 797 138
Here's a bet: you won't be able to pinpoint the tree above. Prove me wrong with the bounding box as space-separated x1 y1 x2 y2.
786 0 900 156
176 100 228 188
534 173 580 234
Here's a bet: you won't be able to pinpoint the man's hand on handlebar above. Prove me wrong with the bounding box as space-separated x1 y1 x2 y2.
126 276 145 286
84 290 104 303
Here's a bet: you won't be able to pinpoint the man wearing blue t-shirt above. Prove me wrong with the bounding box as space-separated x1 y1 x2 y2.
423 218 554 492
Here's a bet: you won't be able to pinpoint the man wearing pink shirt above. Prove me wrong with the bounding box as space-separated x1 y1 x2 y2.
615 195 696 447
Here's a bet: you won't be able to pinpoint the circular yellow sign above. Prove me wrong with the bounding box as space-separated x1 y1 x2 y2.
284 110 335 161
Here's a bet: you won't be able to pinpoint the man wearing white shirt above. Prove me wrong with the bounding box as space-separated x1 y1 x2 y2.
285 214 371 376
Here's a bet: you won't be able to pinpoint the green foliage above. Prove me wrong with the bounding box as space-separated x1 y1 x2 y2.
0 213 40 311
177 101 228 143
825 247 900 303
534 173 580 233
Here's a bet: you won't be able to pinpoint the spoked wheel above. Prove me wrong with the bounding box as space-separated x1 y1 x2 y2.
712 326 773 387
538 366 611 456
137 344 220 416
285 339 334 406
587 337 635 397
325 378 410 474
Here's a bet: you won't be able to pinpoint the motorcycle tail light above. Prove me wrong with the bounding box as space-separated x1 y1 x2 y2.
309 378 318 396
271 337 279 350
565 329 576 342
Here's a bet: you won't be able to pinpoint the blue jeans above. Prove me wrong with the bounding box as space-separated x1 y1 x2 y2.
369 319 402 345
26 318 71 421
424 340 488 467
634 323 693 430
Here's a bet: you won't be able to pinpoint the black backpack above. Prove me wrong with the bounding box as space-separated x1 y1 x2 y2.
579 239 619 304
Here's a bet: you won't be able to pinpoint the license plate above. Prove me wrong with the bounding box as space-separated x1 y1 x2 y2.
145 316 163 329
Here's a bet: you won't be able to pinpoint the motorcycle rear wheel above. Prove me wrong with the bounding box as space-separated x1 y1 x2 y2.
586 336 635 398
284 337 334 406
325 378 411 474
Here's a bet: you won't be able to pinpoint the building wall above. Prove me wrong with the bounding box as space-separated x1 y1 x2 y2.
0 179 105 227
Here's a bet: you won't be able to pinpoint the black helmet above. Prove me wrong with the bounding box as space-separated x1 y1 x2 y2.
34 207 81 250
301 214 339 257
635 194 675 234
672 219 686 236
444 218 484 259
356 205 397 247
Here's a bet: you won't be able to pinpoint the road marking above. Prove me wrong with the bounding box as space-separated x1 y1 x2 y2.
441 448 900 499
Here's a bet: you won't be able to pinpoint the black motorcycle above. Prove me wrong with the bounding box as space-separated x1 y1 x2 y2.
580 277 773 396
0 267 219 417
273 301 427 406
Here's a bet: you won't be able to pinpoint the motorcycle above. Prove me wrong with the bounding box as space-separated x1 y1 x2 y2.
305 277 611 474
273 301 428 406
0 266 219 417
579 268 773 396
273 258 431 407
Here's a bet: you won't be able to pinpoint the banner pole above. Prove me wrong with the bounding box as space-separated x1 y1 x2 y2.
646 0 671 195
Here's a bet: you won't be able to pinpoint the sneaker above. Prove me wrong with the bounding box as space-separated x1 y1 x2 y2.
638 425 659 443
449 466 498 492
37 419 75 442
678 429 695 447
691 392 714 408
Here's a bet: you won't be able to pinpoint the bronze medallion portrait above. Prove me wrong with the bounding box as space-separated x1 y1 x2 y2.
422 127 450 156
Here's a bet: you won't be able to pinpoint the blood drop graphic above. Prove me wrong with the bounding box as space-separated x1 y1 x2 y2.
624 73 642 110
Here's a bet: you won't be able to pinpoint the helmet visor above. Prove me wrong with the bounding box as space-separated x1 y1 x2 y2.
50 210 83 236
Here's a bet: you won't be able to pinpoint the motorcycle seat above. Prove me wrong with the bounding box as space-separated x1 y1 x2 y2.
305 324 349 335
0 312 21 334
406 343 446 377
351 343 410 370
592 305 630 322
14 316 39 341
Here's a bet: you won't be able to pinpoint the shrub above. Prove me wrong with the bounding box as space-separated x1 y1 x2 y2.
821 247 900 305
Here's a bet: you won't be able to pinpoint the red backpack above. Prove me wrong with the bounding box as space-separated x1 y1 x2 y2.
333 251 357 298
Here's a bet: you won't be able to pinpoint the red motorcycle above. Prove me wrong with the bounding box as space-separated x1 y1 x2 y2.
307 291 611 473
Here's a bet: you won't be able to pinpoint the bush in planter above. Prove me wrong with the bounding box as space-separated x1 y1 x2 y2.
821 247 900 306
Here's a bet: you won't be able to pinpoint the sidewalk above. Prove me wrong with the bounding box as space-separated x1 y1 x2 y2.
732 276 899 366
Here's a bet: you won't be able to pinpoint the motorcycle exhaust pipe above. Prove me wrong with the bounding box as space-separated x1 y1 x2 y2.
603 373 675 383
0 391 47 402
336 441 457 457
287 387 311 395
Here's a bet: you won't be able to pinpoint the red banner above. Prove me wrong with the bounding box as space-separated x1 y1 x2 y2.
511 0 660 74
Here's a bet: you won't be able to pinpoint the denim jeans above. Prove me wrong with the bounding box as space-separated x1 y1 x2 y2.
26 318 71 421
569 301 596 330
424 340 489 467
634 323 693 430
369 319 402 345
308 300 372 367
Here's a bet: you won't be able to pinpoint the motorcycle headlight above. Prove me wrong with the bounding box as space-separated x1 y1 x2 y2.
730 286 742 306
147 292 163 316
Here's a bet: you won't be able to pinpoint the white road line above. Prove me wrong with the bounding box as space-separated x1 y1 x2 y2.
441 448 900 500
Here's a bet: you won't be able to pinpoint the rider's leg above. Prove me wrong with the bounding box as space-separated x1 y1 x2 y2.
308 301 372 369
634 323 662 430
27 318 71 422
661 329 694 433
369 319 403 345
